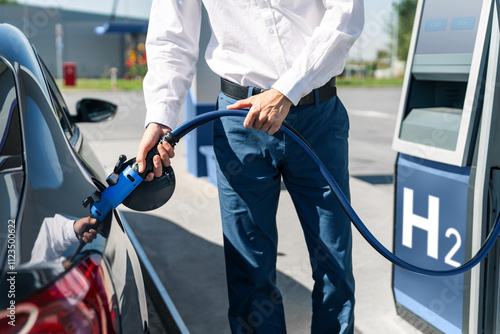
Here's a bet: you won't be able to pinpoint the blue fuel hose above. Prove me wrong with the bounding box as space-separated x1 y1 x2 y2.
168 109 500 276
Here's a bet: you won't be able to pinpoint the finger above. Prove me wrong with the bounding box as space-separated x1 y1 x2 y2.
253 118 264 130
153 155 163 178
243 115 253 129
154 157 164 176
258 113 273 132
268 121 282 135
136 143 151 173
228 98 252 110
83 233 95 243
161 142 175 159
157 144 171 167
253 109 268 130
260 122 272 133
144 172 155 182
243 108 259 129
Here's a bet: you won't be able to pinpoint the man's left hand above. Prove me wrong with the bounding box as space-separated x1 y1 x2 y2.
228 88 292 135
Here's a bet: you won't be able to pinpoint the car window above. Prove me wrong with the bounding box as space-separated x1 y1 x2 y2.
0 61 22 171
39 61 75 141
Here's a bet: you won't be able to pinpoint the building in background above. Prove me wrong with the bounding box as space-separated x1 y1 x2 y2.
0 3 147 79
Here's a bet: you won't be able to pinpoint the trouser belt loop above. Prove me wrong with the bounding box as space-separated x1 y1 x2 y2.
247 86 255 99
314 89 320 108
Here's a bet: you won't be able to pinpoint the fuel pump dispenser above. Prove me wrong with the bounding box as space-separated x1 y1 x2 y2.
392 0 500 332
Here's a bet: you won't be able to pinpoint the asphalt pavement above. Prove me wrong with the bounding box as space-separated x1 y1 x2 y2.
64 86 422 334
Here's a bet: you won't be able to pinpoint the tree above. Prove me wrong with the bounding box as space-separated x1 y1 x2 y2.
394 0 418 61
0 0 19 4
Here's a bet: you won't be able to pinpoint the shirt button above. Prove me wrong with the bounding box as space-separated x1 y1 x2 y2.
269 28 274 34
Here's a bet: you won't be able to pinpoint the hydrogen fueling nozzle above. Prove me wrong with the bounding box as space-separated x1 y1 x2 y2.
66 132 178 265
82 132 178 222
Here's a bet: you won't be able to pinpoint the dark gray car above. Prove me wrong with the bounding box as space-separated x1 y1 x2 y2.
0 23 150 333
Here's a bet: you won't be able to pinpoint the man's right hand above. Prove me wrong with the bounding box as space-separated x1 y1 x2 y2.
137 122 175 182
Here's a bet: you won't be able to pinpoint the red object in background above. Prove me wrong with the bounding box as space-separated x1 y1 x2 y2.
63 62 77 86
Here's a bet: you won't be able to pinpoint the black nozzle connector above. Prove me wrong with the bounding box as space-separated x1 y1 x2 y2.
160 131 179 148
114 155 127 173
82 190 101 208
106 155 128 186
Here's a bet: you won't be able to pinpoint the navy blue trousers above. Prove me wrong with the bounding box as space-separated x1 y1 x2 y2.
214 90 355 334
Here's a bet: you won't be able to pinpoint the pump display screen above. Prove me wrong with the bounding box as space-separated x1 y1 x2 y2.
415 0 484 55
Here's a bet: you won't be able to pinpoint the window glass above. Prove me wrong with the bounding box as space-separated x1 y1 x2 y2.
39 61 74 141
0 61 22 170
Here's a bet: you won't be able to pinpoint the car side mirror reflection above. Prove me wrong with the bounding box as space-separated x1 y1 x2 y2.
73 98 117 122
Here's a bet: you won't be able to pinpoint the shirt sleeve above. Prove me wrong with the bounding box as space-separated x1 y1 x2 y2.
26 214 79 265
143 0 203 129
272 0 364 105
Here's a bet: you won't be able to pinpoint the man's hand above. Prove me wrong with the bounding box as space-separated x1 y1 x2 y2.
228 88 292 135
137 123 174 182
74 217 102 244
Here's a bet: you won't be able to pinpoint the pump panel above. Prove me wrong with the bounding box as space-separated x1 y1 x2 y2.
393 0 491 167
392 0 500 333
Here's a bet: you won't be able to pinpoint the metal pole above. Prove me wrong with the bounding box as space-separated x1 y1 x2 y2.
55 23 63 81
391 0 400 77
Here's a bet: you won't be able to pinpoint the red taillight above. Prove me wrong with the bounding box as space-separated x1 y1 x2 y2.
0 254 120 333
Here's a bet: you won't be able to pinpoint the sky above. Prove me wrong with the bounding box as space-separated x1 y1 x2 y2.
17 0 396 61
355 0 397 60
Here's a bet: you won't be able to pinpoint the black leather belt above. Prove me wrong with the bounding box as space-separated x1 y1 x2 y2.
220 77 337 107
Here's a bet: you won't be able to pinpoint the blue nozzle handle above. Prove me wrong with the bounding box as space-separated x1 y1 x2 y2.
88 132 172 222
91 166 144 221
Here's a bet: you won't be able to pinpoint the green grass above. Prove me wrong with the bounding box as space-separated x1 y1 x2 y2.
336 76 404 87
59 78 144 91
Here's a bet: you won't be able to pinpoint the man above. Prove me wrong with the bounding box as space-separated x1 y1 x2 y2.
137 0 364 332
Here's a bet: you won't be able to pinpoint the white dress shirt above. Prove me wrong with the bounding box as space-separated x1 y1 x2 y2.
143 0 364 129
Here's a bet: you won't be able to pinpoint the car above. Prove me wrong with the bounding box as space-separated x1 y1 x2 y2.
0 23 152 333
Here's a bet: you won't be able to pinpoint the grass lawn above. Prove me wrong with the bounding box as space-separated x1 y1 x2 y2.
59 78 144 91
336 76 404 87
